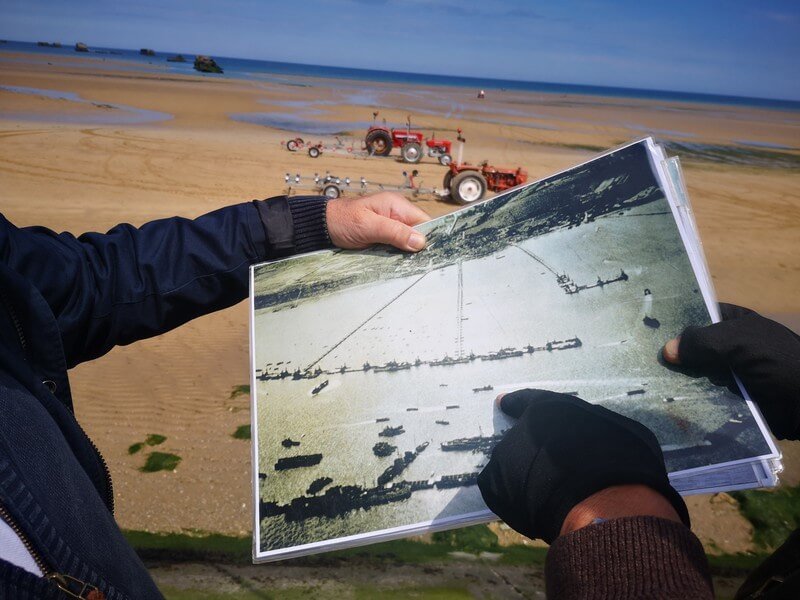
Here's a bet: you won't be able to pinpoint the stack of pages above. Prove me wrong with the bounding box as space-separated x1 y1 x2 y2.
248 138 782 562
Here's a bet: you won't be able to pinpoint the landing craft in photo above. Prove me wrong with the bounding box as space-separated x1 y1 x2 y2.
249 138 778 561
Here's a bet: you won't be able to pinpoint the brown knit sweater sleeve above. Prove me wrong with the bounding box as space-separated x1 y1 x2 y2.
545 516 714 599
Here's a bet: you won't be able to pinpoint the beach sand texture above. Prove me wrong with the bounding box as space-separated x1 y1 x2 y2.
1 51 799 550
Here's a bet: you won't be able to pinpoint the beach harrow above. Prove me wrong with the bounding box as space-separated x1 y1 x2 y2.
282 136 360 158
283 170 447 200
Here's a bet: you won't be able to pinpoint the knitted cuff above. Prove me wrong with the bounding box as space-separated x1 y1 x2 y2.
287 195 332 254
545 516 714 600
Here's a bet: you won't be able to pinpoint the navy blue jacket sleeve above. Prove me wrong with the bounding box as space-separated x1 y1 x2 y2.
0 197 330 368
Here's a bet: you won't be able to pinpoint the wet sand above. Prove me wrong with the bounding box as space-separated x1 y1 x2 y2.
1 50 799 554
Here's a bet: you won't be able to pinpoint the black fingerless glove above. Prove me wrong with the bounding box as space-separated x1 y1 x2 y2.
678 303 800 440
477 389 690 543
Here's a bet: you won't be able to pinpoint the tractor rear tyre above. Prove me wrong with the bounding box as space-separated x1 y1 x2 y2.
401 142 423 163
286 138 300 152
450 170 487 204
365 129 393 156
322 184 341 199
443 170 454 192
308 146 321 158
438 154 452 166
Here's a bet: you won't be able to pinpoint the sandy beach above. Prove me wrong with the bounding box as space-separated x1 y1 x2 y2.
1 48 799 554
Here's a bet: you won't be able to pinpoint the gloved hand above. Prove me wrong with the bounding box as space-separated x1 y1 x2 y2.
477 389 690 543
663 303 800 440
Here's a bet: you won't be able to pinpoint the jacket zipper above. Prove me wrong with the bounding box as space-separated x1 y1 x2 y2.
0 289 27 356
0 503 104 598
0 291 114 514
74 419 115 515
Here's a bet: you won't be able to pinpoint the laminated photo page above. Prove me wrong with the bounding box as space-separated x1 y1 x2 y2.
248 138 780 561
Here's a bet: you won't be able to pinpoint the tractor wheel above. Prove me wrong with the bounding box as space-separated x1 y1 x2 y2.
322 184 341 199
286 139 299 152
401 142 423 163
365 129 393 156
438 153 452 166
450 170 487 204
443 170 454 192
308 146 321 158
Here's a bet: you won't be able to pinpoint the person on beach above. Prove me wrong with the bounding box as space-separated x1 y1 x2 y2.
0 192 427 599
479 304 800 599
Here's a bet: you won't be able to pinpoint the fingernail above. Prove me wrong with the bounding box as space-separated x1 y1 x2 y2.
495 393 505 407
663 337 681 364
408 231 426 251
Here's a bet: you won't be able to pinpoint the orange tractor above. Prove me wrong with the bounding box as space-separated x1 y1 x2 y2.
443 130 528 204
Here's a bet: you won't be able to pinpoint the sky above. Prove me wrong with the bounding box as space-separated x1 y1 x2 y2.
2 0 799 101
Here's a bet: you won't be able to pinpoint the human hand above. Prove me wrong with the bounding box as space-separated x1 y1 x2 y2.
326 192 429 252
662 303 800 440
477 389 689 543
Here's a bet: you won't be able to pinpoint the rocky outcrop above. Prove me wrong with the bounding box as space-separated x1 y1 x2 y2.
193 55 223 74
140 48 155 56
74 42 89 52
166 54 186 63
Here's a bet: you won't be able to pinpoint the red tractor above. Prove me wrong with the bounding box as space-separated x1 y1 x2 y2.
443 130 528 204
364 114 452 165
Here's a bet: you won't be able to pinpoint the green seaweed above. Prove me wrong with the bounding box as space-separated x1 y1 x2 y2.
127 442 145 455
432 525 499 554
158 585 473 600
232 424 251 440
141 452 182 473
663 141 800 170
146 434 167 446
229 384 250 400
732 485 800 550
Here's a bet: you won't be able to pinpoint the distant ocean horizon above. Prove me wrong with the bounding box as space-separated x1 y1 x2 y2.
2 40 800 112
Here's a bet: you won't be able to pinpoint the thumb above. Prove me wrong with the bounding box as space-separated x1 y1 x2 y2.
663 313 769 370
362 211 426 251
498 389 577 419
663 318 751 369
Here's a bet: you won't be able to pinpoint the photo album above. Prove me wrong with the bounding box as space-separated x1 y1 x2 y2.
248 138 782 562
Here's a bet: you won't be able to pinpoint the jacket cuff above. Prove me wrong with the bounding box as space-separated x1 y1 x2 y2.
545 516 714 599
287 195 332 254
253 195 332 258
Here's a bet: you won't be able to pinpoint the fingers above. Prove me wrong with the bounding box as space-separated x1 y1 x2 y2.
662 304 755 367
326 195 427 251
662 337 681 364
719 303 754 321
393 203 430 227
664 314 768 370
671 321 741 369
363 211 426 252
366 192 430 226
498 388 577 419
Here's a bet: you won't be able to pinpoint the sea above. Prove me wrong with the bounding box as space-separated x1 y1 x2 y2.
2 40 799 113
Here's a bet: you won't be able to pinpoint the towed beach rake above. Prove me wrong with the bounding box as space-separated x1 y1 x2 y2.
282 170 448 200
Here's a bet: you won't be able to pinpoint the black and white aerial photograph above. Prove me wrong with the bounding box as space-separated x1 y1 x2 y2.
250 139 775 559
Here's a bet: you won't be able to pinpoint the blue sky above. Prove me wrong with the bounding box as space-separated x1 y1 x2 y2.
2 0 799 100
